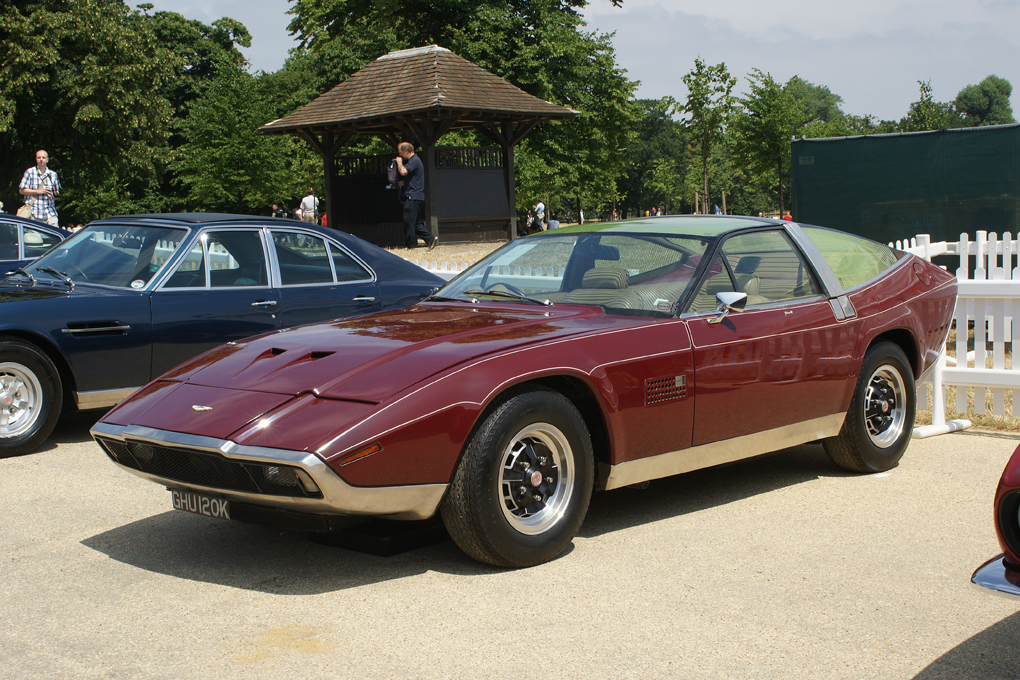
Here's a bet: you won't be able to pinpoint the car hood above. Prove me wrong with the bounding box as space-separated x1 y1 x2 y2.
0 281 124 301
164 303 609 403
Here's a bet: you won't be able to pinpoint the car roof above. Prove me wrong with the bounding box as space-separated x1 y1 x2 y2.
92 213 295 226
535 215 783 239
2 214 71 236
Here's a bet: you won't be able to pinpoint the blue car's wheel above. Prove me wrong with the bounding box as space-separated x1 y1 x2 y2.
441 387 594 568
0 340 62 458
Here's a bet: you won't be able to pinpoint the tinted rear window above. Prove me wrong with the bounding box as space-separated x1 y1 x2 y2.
802 226 901 290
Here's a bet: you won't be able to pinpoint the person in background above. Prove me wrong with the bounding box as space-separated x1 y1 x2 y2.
19 149 61 226
395 142 438 250
534 200 545 228
548 213 561 229
300 189 319 223
782 212 793 221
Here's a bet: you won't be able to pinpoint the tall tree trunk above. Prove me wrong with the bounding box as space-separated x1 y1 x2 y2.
702 161 709 214
776 157 784 216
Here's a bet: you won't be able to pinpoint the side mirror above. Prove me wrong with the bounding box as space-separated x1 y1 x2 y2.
707 291 748 325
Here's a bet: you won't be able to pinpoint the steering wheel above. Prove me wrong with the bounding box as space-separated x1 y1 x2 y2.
485 282 527 297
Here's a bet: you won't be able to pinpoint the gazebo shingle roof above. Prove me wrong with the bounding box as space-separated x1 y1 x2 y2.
261 45 576 136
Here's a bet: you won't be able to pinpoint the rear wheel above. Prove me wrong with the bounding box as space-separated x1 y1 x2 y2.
441 387 594 568
824 341 915 473
0 340 62 458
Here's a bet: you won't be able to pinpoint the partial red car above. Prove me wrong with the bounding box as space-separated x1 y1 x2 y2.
972 444 1020 596
92 216 957 567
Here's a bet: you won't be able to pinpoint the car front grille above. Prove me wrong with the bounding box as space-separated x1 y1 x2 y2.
96 436 322 499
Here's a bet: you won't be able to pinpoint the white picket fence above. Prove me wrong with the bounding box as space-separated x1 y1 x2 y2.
892 232 1020 437
411 260 470 280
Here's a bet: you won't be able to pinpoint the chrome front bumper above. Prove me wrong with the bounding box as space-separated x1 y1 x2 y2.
90 422 447 521
971 555 1020 598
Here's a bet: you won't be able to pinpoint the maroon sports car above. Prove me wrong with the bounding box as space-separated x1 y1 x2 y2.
92 216 957 567
972 443 1020 596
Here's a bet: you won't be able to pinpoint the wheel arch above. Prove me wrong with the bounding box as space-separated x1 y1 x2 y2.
869 328 921 378
0 330 77 411
459 374 611 476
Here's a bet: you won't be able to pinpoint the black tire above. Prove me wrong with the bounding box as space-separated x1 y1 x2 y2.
824 341 915 473
0 339 63 458
441 387 594 568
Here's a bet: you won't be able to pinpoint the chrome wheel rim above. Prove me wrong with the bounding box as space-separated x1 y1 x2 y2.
864 364 907 448
0 361 42 438
499 423 574 535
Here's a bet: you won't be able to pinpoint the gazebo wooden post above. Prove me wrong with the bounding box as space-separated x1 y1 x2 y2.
322 132 337 229
298 129 352 231
501 121 517 241
423 120 439 241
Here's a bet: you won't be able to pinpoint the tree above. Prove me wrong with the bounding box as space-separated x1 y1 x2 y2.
730 69 804 215
680 58 735 213
786 76 843 125
902 80 956 131
955 75 1015 127
0 0 178 221
617 98 687 216
173 59 289 213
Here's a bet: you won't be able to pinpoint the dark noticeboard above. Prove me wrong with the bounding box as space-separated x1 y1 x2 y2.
791 124 1020 245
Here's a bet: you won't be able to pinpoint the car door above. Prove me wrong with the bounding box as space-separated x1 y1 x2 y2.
269 228 381 328
684 229 857 447
0 221 19 273
150 228 281 378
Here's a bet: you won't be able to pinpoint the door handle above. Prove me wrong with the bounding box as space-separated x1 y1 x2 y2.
353 296 376 303
62 325 131 336
251 300 278 307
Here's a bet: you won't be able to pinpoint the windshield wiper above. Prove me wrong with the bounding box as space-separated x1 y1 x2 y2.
7 268 36 284
36 266 74 291
425 293 479 303
468 289 553 306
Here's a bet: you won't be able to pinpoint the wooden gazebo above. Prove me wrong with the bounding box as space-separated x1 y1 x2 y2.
260 45 576 244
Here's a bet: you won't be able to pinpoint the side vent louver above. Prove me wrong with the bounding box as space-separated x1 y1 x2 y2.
646 375 687 406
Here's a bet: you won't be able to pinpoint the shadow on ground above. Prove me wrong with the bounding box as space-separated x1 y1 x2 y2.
80 443 841 594
913 610 1020 679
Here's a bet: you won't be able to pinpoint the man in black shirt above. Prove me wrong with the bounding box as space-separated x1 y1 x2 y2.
394 142 438 250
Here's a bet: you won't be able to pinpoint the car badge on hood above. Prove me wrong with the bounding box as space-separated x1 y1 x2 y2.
192 405 213 412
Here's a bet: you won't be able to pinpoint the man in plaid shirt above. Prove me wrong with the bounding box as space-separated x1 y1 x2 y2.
19 149 61 226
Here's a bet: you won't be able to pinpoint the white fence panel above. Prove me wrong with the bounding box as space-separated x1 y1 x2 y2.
896 231 1020 436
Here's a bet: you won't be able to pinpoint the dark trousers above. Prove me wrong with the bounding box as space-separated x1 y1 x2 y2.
403 199 434 248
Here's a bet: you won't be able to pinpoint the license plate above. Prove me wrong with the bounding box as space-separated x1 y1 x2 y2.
171 490 230 520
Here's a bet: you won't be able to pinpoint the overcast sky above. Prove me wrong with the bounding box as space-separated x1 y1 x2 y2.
147 0 1020 122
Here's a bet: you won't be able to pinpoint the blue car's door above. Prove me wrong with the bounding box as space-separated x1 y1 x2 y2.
54 290 153 397
269 228 381 327
150 228 281 378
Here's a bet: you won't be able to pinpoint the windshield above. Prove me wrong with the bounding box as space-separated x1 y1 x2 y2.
440 232 712 316
28 224 189 288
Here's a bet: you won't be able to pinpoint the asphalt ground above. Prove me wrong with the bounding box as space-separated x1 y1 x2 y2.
3 412 1020 680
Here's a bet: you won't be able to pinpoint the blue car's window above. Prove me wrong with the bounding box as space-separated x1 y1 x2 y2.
0 223 17 260
272 231 333 285
32 225 188 288
329 243 371 283
163 241 206 288
23 226 61 260
206 230 268 288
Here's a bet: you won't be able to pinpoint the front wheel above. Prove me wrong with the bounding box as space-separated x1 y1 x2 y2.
824 341 915 473
0 339 63 458
441 387 594 568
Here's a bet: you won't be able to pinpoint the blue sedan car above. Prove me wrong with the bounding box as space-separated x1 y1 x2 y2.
1 214 69 276
0 213 443 457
